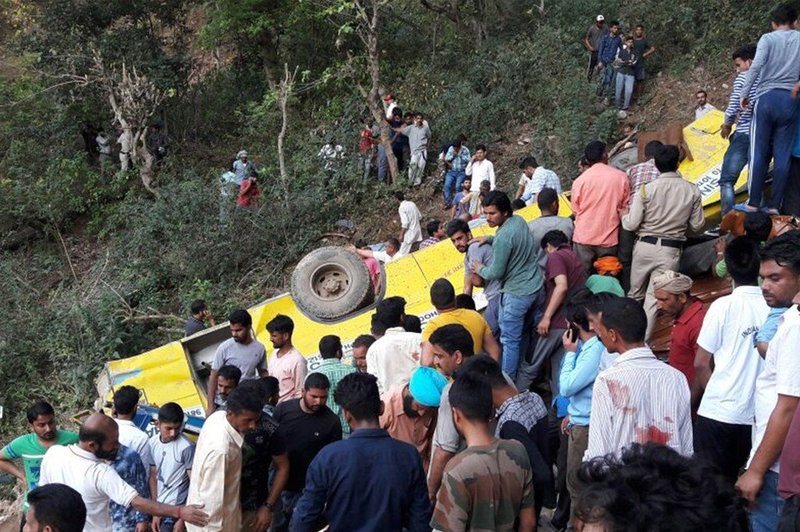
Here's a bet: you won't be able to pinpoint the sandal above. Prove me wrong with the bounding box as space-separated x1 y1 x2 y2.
733 203 759 213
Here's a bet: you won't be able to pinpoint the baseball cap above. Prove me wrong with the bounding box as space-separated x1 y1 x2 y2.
596 15 605 22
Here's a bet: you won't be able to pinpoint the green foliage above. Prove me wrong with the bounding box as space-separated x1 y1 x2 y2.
0 0 786 434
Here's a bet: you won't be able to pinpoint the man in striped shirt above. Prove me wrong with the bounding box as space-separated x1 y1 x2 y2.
585 297 693 460
721 44 759 215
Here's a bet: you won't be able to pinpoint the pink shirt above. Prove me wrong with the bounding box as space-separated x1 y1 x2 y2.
571 163 630 247
268 347 308 403
363 257 381 291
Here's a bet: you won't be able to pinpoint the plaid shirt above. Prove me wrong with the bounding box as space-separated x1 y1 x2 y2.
445 145 471 172
419 237 439 249
626 159 660 198
315 358 357 436
495 391 548 436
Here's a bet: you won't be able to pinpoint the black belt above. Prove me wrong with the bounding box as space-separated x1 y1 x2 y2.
638 235 684 249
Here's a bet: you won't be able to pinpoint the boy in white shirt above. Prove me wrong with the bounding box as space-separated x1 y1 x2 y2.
693 238 769 482
149 403 195 532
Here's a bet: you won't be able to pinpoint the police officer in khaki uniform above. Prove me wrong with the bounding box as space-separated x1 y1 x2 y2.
622 144 704 341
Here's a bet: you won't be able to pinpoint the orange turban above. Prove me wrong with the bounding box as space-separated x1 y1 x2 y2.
593 256 623 276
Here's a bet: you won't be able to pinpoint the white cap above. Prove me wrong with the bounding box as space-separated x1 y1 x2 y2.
596 15 605 21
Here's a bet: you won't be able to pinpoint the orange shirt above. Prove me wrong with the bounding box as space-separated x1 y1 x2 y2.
571 163 630 247
379 385 437 471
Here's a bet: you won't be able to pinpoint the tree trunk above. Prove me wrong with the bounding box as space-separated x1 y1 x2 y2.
355 0 399 184
276 64 297 208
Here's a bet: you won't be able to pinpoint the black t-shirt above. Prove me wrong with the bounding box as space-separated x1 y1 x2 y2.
274 399 342 492
240 407 286 511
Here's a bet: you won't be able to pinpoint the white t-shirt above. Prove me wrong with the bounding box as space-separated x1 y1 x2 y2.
149 434 195 505
749 305 800 473
465 159 496 191
40 445 138 532
696 286 770 425
117 419 155 467
398 200 423 244
372 250 406 263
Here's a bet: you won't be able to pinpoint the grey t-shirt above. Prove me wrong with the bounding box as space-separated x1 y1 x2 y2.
433 372 517 454
743 29 800 99
586 24 608 51
528 215 575 271
399 122 431 154
211 337 267 379
465 242 500 300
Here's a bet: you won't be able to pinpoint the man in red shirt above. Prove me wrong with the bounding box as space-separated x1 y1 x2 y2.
570 141 630 271
652 271 706 386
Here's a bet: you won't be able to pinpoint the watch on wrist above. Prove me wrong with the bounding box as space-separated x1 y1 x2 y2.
264 501 275 511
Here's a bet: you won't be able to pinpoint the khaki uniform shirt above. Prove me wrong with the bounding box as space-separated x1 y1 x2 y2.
622 171 704 240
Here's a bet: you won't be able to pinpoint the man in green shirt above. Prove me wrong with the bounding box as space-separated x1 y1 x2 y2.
0 401 78 519
472 191 544 381
314 335 356 437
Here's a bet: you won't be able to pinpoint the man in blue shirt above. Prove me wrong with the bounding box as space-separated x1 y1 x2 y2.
720 44 759 215
291 372 431 532
596 21 622 98
443 137 471 209
559 290 605 524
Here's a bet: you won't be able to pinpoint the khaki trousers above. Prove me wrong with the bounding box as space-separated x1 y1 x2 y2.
573 242 618 272
566 424 590 515
628 239 682 341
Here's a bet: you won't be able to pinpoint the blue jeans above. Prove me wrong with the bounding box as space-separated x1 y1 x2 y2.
272 490 302 532
377 145 388 182
720 131 750 214
749 90 799 210
615 73 634 110
751 470 784 532
443 169 466 207
499 288 544 381
601 65 616 97
485 294 500 339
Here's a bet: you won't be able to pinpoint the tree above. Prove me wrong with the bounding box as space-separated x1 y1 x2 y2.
342 0 401 183
20 0 191 193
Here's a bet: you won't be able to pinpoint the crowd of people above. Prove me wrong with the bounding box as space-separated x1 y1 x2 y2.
7 4 800 532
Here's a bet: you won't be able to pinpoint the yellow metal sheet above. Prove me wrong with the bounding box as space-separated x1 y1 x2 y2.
102 342 205 416
680 109 749 215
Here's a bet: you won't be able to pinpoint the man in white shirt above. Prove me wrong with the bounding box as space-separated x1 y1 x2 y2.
112 386 154 470
383 93 397 119
350 237 406 264
366 296 421 394
39 413 208 532
585 297 693 460
692 237 770 482
694 89 716 120
736 232 800 532
187 386 265 532
515 156 562 205
465 144 496 192
394 191 423 255
394 113 431 186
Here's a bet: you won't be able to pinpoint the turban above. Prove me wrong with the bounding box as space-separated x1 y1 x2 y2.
652 270 693 294
593 256 623 276
237 150 248 158
409 366 448 408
